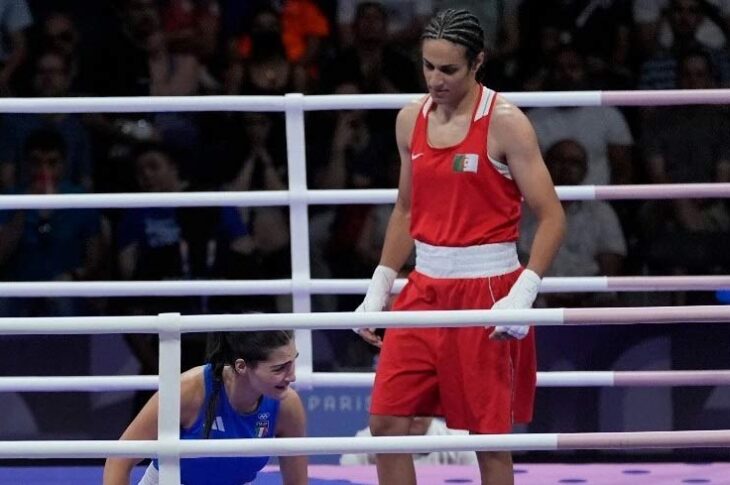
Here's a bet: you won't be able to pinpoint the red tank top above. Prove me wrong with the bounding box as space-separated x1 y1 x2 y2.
410 85 522 246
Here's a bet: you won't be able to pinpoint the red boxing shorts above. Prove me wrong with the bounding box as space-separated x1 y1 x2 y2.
370 268 536 434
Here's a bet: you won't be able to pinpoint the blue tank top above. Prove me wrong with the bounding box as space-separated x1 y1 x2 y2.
153 364 281 485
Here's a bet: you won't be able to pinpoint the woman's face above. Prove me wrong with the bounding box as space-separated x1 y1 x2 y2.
135 151 178 192
28 149 64 192
422 39 480 106
545 141 587 186
243 341 298 400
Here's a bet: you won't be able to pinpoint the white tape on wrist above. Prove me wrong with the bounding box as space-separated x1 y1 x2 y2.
353 265 397 334
491 269 541 340
509 269 541 307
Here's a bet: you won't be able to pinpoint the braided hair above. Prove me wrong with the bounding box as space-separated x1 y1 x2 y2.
202 330 294 438
421 9 485 68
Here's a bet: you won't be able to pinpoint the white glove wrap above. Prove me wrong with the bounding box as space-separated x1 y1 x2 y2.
491 269 541 340
353 265 397 333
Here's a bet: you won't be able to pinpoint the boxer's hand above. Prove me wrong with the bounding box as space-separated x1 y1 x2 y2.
489 269 541 340
353 265 397 348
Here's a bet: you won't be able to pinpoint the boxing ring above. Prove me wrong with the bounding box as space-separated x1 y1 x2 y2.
0 90 730 484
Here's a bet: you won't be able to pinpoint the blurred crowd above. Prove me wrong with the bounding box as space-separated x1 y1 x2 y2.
0 0 728 387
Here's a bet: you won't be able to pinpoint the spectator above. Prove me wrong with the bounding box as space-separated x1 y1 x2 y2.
280 0 331 79
218 0 255 45
319 1 418 192
527 45 634 185
516 19 566 91
0 0 32 95
227 4 307 95
0 50 93 191
224 113 287 193
519 139 627 309
39 11 86 91
323 1 420 94
633 0 730 58
231 0 329 66
117 142 250 309
90 0 201 97
518 0 633 89
116 142 252 410
315 82 397 190
336 0 432 50
41 11 79 59
0 128 101 439
639 0 730 89
147 27 201 97
84 0 203 192
639 50 730 275
159 0 222 93
219 112 291 313
144 4 204 161
0 128 103 317
160 0 221 59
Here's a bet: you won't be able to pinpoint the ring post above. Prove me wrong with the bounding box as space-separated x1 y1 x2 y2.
285 93 313 388
157 312 182 485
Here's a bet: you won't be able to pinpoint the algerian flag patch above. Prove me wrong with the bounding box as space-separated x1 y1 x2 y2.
452 153 479 173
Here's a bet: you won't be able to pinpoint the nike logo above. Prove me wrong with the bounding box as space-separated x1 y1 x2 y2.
412 153 424 160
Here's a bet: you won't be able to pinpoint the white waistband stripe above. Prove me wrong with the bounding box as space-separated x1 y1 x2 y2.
415 240 521 278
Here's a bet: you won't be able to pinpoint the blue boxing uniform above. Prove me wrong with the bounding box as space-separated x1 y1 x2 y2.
139 364 280 485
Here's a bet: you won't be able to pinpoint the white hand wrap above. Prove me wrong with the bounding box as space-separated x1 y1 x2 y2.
353 265 397 333
490 269 541 340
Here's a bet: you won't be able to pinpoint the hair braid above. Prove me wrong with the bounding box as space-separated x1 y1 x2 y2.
422 9 485 66
202 333 228 438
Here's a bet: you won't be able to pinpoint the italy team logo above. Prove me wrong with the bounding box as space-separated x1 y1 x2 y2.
255 419 270 438
452 153 479 173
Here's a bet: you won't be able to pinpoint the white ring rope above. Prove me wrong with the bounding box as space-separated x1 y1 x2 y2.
0 306 728 335
314 370 730 388
1 429 728 459
2 370 730 393
0 89 728 114
0 275 727 297
0 376 159 392
0 183 727 210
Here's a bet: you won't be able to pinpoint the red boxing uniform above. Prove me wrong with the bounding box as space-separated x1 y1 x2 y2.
410 87 521 246
370 86 536 433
